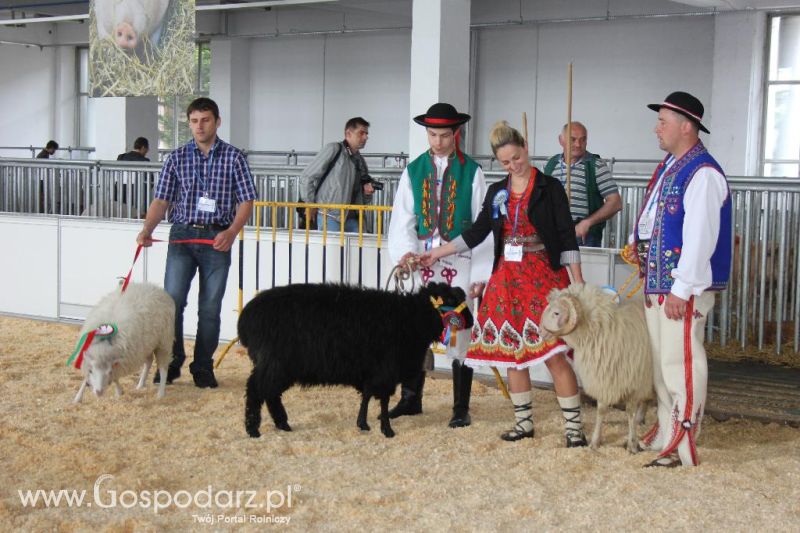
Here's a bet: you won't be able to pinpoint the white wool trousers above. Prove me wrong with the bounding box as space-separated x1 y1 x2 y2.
643 291 715 466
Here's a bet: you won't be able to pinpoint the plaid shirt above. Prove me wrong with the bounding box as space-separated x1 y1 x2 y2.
155 138 257 225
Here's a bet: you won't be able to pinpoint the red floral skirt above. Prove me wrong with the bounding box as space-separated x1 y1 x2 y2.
466 250 572 369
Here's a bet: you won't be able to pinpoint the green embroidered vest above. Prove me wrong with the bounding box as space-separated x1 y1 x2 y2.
407 151 478 241
544 152 604 240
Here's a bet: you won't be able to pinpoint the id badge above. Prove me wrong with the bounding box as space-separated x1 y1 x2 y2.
637 218 653 239
424 236 441 251
504 243 523 262
197 195 216 213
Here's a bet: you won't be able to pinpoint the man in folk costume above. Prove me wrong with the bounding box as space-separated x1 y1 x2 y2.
635 92 732 467
387 103 493 428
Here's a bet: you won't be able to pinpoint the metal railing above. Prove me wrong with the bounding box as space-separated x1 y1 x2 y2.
2 157 800 356
245 150 409 170
155 148 410 169
0 158 161 218
250 201 394 290
0 146 96 160
0 159 95 215
154 147 670 176
4 144 666 177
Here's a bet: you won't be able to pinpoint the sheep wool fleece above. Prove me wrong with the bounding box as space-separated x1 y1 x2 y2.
643 292 714 466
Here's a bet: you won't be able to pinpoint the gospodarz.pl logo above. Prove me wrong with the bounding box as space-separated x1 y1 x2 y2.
18 473 298 521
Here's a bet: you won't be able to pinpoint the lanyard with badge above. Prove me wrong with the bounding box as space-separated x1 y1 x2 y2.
195 148 216 214
637 156 673 238
496 179 526 262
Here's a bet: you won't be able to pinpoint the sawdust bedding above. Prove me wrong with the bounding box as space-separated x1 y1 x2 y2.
1 315 798 532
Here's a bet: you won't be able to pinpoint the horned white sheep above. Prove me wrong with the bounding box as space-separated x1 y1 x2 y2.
72 282 175 403
540 284 654 452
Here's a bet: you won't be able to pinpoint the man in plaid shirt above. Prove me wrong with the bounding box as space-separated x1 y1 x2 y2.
137 97 256 389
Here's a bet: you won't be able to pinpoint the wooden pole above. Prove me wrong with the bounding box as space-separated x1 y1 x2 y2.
565 63 573 200
522 111 529 151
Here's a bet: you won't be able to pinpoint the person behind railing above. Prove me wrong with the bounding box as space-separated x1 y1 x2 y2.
136 97 257 389
298 117 375 232
117 137 151 162
34 140 60 212
36 140 58 159
420 120 589 447
543 122 621 247
387 102 493 429
114 137 152 216
636 91 731 468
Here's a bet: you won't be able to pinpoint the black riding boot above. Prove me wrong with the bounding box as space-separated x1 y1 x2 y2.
388 371 425 419
448 359 473 428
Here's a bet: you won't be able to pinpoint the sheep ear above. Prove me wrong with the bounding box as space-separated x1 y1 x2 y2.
559 295 580 334
451 286 467 303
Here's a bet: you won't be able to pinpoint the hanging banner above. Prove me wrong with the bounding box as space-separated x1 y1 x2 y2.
89 0 196 97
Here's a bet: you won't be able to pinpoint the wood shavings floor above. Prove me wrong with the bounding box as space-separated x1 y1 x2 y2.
1 316 798 531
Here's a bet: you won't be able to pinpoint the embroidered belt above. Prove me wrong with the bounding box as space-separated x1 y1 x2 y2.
521 244 545 253
504 235 545 253
504 235 542 245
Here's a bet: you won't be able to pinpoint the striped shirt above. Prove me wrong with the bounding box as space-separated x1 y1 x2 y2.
155 138 257 225
548 155 618 221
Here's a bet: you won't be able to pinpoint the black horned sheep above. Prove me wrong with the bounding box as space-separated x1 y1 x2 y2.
238 282 473 438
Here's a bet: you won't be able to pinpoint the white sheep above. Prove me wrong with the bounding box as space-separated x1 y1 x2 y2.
72 282 175 403
540 284 654 452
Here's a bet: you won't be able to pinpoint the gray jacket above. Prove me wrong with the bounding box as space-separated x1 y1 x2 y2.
299 141 372 221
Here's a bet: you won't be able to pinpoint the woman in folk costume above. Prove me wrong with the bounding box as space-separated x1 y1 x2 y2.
387 103 493 428
421 121 588 446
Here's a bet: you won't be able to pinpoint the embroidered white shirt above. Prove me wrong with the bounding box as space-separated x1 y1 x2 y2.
388 155 493 284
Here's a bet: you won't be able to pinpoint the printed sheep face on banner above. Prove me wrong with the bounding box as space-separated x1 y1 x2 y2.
90 0 196 97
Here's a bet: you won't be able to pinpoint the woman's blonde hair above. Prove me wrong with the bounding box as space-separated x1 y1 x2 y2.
489 120 526 155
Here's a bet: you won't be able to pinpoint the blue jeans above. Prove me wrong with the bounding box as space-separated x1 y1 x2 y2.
576 233 602 247
163 224 231 373
316 213 359 233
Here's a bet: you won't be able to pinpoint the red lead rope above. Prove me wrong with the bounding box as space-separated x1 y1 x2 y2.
120 239 215 292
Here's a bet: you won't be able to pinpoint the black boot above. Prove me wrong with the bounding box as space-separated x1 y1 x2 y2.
448 360 473 428
388 371 425 419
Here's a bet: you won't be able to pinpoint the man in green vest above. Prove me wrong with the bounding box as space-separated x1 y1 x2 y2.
387 103 493 428
543 122 621 247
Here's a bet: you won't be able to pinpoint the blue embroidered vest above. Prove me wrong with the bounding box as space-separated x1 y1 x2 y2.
637 142 732 294
407 151 478 241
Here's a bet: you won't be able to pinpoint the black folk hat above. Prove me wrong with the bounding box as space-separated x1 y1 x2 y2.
648 91 710 134
413 102 471 128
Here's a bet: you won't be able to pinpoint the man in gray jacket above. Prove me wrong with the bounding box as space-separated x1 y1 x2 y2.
299 117 374 232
